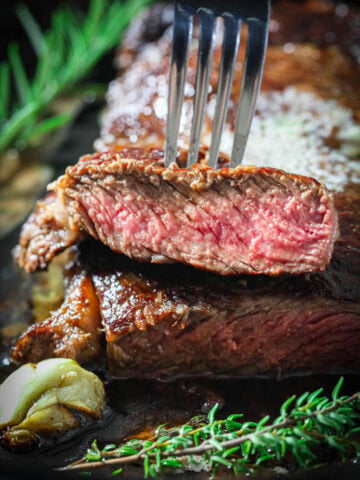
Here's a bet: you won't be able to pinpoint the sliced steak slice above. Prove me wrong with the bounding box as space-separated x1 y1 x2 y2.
13 192 82 273
78 239 360 379
10 264 102 365
48 148 338 276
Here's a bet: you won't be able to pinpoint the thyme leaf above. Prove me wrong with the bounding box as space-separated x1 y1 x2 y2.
62 378 360 477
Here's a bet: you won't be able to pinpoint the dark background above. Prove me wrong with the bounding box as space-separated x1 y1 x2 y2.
0 0 117 83
1 1 90 53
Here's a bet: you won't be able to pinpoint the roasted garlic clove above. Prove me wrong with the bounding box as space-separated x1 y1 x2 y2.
2 406 79 449
0 358 105 447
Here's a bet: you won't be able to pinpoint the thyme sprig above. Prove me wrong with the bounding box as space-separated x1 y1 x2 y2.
0 0 151 157
63 378 360 477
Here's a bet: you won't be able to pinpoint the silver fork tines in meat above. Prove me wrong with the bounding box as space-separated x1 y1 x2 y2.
165 0 270 168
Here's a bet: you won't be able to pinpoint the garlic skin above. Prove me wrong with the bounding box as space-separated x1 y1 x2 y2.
0 358 105 448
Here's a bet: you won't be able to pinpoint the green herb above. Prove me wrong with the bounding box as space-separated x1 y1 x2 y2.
0 0 151 157
62 378 360 477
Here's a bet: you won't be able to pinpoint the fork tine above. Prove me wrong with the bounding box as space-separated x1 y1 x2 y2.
208 14 241 169
230 18 269 168
165 3 193 167
187 10 216 167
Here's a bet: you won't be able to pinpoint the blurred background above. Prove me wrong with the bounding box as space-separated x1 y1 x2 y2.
0 0 117 82
0 0 146 240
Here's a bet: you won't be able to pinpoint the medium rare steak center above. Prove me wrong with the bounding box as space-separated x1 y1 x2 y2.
16 148 338 276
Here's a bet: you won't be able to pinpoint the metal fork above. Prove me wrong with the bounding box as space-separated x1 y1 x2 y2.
165 0 270 168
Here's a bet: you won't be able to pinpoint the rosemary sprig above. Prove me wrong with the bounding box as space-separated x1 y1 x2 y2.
0 0 151 157
63 378 360 477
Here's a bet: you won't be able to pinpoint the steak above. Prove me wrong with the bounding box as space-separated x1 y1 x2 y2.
10 264 102 365
13 193 82 273
16 147 336 277
11 236 360 378
13 237 359 378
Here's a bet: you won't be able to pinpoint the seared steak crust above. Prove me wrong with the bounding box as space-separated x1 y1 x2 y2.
85 239 360 378
47 148 338 276
13 193 82 273
10 265 102 364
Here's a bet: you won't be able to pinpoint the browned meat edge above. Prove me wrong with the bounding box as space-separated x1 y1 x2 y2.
14 148 338 276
